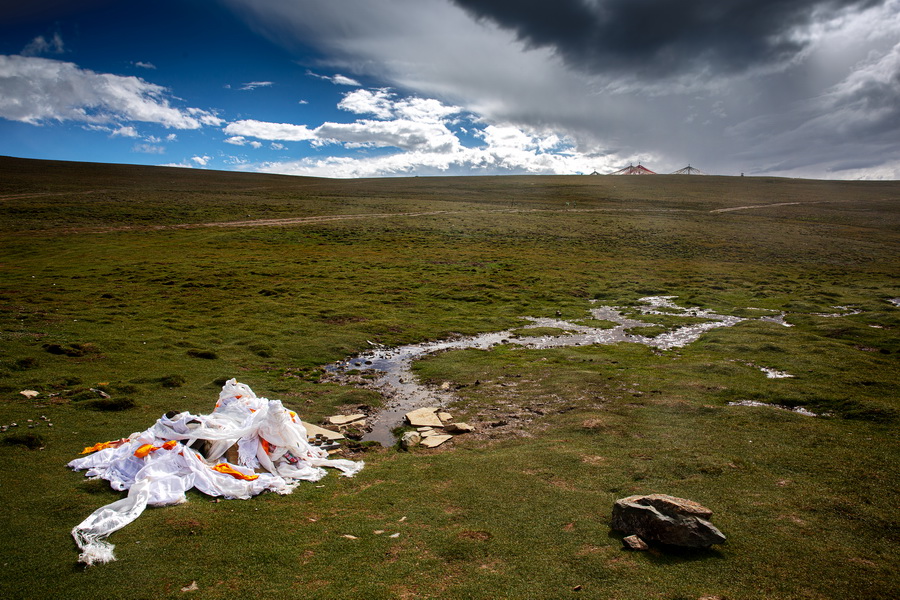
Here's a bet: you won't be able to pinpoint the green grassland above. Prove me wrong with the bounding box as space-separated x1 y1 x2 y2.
1 156 898 599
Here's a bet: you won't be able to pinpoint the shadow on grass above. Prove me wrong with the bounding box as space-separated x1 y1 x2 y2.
606 530 727 564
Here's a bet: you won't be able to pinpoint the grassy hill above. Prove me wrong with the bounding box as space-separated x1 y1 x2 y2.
1 156 898 599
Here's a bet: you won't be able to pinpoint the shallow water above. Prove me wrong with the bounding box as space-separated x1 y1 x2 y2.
727 400 818 417
325 296 791 446
760 367 795 379
812 306 862 317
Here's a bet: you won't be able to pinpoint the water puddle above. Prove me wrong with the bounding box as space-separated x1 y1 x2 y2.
325 296 790 445
760 367 795 379
812 306 862 318
727 400 820 417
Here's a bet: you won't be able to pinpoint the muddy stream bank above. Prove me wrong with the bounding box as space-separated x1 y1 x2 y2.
324 296 792 446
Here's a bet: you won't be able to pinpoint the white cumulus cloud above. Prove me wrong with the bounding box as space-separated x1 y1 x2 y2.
21 33 65 57
306 70 361 86
0 55 223 129
240 81 274 91
111 125 139 138
133 143 165 154
224 119 315 141
223 84 617 177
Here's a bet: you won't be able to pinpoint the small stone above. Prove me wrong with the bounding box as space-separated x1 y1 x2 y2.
400 431 421 449
622 535 649 550
437 411 453 423
446 422 474 434
374 530 385 535
389 533 400 538
440 382 451 390
416 426 433 432
180 581 199 593
342 534 359 540
420 434 452 448
405 407 443 428
328 413 366 426
19 390 39 399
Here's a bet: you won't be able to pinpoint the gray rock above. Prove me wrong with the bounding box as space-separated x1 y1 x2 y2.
400 431 421 449
622 535 649 550
611 494 726 548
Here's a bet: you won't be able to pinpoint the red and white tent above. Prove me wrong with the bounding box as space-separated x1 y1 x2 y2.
609 163 657 175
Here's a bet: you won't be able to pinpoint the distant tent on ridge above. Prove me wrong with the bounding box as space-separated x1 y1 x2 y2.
610 163 656 175
671 165 705 175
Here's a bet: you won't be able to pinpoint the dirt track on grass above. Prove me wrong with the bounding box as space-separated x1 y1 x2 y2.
0 190 109 201
709 201 817 213
51 206 688 234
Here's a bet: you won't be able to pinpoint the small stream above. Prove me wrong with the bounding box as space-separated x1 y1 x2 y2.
325 296 794 446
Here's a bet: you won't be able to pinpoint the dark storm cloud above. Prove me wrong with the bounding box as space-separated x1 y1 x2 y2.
451 0 882 78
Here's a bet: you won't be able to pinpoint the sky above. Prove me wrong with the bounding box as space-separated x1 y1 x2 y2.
1 0 899 179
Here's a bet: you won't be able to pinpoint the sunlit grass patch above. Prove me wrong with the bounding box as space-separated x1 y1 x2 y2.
0 159 897 598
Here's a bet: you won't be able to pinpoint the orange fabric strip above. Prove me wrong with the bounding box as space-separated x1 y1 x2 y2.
212 463 259 481
80 438 129 455
133 443 156 458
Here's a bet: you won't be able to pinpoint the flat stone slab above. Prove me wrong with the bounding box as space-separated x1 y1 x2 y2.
406 407 443 428
302 421 345 441
19 390 39 399
328 413 366 426
420 434 452 448
446 422 474 434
